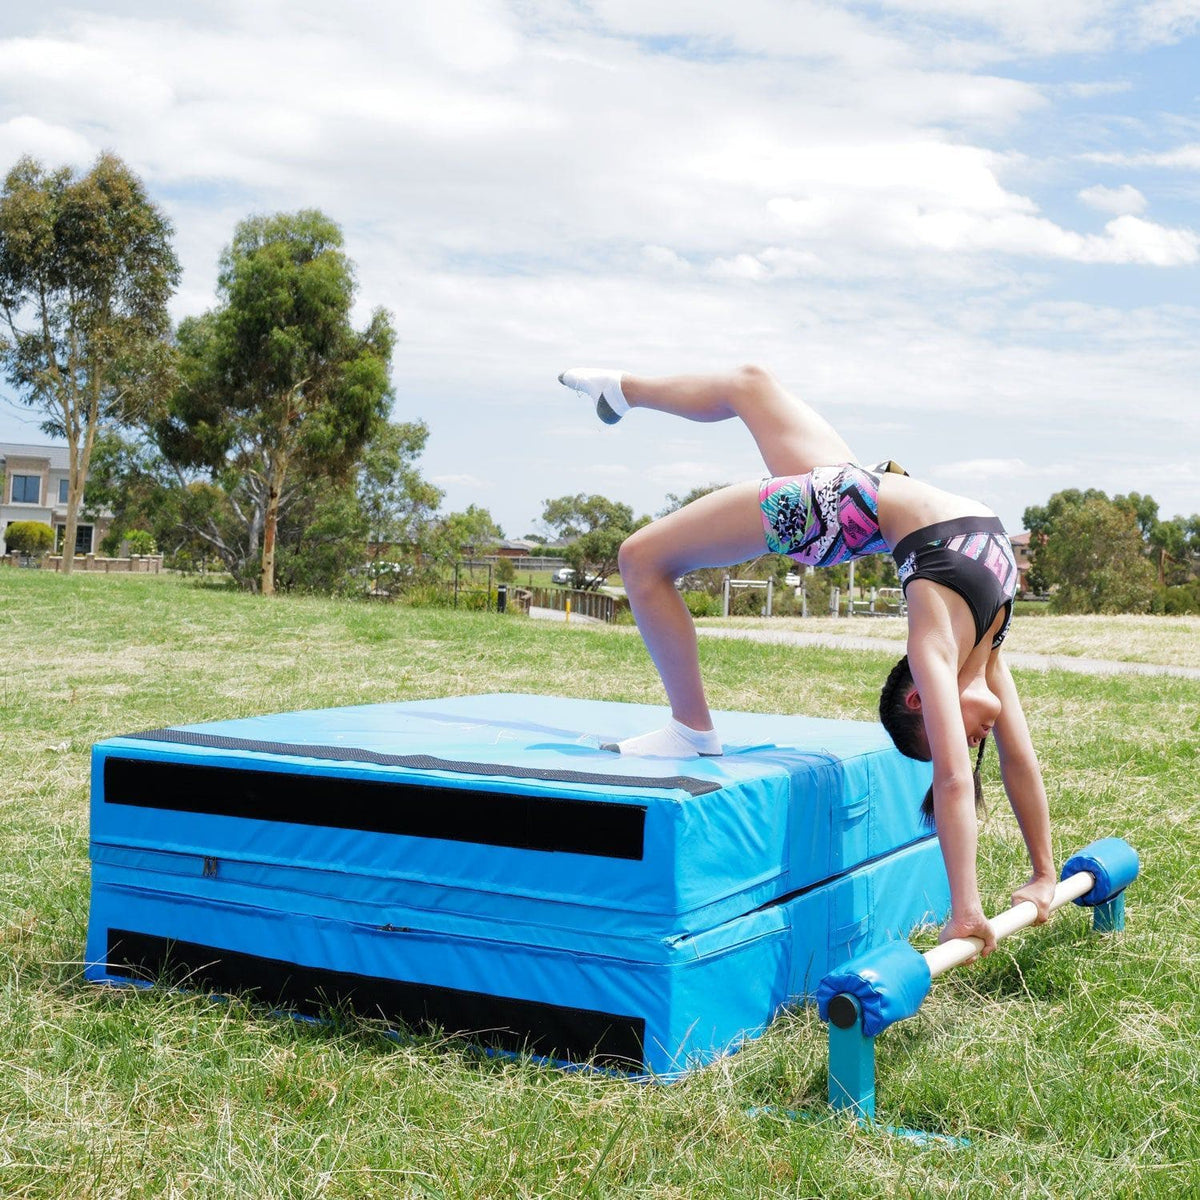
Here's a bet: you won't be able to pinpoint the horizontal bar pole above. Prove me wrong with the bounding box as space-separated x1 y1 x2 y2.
923 869 1095 980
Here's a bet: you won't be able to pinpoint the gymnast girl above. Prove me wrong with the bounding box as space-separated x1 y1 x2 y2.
559 364 1056 954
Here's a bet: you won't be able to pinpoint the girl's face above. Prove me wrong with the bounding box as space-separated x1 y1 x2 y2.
958 674 1001 747
906 674 1001 756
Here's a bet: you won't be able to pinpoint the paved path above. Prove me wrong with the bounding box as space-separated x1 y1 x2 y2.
693 624 1200 681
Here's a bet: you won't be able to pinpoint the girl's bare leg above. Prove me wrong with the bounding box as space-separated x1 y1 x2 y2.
559 364 851 754
622 364 858 476
614 479 767 750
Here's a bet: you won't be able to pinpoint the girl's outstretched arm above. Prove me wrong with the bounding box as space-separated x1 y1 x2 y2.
988 651 1057 919
906 604 996 957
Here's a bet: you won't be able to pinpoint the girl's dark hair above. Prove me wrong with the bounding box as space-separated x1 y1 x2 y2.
878 654 988 829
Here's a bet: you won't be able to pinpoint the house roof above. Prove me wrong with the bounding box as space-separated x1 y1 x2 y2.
0 442 71 471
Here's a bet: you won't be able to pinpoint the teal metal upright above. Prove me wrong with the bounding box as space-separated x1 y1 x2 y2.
826 994 876 1119
1092 891 1125 933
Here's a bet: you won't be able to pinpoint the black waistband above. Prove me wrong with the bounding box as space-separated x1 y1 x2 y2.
892 515 1008 564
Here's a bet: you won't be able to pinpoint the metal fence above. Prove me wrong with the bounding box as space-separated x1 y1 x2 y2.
482 556 567 572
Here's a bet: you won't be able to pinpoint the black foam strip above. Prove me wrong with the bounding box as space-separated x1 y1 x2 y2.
106 928 647 1068
103 754 648 859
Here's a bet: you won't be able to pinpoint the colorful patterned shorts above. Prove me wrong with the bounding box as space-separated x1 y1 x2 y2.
759 464 889 567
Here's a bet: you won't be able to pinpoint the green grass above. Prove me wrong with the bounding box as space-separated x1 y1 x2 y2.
1 571 1197 1198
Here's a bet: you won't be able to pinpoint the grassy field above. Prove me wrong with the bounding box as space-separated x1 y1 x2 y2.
1 570 1197 1198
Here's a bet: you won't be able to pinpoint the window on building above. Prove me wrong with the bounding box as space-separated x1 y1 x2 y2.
55 524 93 556
59 478 69 503
11 474 40 504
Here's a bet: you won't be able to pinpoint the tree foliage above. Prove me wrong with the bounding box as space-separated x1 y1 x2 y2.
1025 487 1200 613
0 153 179 574
1025 491 1156 614
426 504 503 563
156 210 394 593
542 493 645 588
359 420 443 560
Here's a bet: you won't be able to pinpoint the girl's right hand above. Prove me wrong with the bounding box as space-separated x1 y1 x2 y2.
938 910 997 962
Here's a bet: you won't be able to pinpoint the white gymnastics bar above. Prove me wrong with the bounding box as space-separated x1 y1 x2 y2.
923 868 1096 979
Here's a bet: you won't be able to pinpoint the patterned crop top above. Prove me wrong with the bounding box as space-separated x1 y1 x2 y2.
893 516 1019 649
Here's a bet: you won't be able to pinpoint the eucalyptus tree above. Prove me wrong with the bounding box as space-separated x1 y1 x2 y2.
0 154 179 570
159 210 395 593
541 493 646 588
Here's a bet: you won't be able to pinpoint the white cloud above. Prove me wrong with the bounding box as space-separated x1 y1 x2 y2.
642 245 691 272
432 473 491 488
707 254 770 282
1084 143 1200 169
865 0 1122 55
932 458 1070 481
0 115 92 166
769 178 1198 266
1057 80 1134 98
1134 0 1200 46
1078 183 1147 215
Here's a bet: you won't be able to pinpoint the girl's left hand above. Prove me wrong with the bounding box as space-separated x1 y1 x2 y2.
1011 874 1057 923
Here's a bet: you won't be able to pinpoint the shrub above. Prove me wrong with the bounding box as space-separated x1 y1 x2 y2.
5 521 54 555
681 590 722 618
126 530 157 556
1155 583 1200 615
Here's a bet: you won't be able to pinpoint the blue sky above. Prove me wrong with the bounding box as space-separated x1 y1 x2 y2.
1 0 1197 537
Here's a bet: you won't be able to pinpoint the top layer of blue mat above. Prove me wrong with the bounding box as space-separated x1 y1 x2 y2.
91 693 934 934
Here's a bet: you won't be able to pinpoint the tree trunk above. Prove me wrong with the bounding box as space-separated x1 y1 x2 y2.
259 453 288 596
61 435 79 575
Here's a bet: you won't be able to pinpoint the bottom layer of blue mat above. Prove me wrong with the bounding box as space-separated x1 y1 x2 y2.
86 836 949 1078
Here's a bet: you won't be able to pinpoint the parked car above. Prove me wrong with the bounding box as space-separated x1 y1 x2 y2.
553 567 606 587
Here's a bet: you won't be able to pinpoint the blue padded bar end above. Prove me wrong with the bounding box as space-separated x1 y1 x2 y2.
1062 838 1140 907
816 941 932 1037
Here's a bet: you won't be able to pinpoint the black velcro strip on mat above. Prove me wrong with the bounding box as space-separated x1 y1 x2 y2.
106 929 648 1069
103 756 647 860
126 727 721 797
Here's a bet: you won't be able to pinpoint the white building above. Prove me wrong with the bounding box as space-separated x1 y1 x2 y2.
1 443 111 556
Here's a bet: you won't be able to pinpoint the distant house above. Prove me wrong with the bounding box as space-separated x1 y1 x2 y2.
1 443 112 556
1010 531 1033 595
493 539 542 559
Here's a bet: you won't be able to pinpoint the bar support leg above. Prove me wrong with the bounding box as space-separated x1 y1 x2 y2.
1092 891 1125 933
827 994 875 1120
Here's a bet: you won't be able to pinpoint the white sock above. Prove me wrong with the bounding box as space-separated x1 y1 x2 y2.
602 718 722 758
558 367 629 424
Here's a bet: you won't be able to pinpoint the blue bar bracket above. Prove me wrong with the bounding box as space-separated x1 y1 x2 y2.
1092 890 1125 934
823 992 971 1148
826 993 875 1120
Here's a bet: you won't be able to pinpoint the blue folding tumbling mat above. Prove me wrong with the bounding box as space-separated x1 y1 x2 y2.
85 693 950 1078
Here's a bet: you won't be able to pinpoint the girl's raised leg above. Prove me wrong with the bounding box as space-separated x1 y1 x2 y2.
561 364 857 476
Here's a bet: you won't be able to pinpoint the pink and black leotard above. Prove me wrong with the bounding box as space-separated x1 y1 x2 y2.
759 464 1019 649
893 517 1019 649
